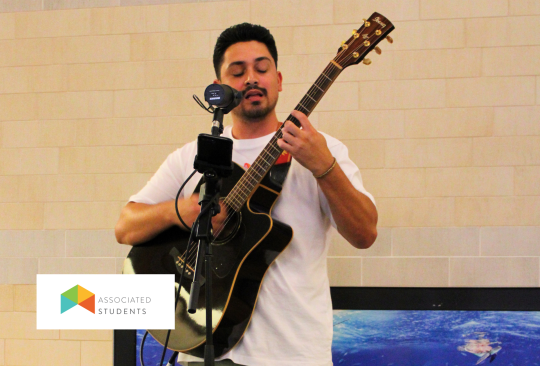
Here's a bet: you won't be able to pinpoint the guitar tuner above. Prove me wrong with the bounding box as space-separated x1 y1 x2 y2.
375 46 382 55
363 58 372 65
386 35 394 43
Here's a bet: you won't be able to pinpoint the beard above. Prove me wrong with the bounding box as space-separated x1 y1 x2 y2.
233 86 278 122
234 100 276 121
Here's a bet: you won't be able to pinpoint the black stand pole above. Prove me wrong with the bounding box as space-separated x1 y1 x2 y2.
188 171 220 366
166 351 179 366
186 106 233 366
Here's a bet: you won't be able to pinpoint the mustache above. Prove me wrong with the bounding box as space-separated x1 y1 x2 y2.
242 85 267 97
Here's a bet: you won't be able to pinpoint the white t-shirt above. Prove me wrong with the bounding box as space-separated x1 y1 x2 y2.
130 126 374 366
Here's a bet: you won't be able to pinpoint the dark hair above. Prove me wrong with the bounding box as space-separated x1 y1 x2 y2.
213 23 278 79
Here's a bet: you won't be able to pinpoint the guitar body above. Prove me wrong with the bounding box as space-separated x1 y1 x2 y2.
123 162 293 358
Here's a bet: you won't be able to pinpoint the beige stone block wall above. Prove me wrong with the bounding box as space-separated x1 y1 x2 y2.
0 0 539 364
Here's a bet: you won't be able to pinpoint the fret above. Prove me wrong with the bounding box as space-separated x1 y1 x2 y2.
268 144 282 154
321 73 333 81
296 103 309 113
306 90 318 99
313 84 325 93
261 149 275 161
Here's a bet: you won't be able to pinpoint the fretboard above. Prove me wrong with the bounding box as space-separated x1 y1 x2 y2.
223 61 343 212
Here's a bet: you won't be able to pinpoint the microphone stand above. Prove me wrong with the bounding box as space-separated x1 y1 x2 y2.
187 106 233 366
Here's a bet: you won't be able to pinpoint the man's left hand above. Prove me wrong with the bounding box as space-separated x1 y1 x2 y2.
277 110 335 176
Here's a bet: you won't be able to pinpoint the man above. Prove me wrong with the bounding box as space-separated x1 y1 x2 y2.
116 23 378 366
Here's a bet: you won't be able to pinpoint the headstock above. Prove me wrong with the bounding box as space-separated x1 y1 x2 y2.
334 12 395 69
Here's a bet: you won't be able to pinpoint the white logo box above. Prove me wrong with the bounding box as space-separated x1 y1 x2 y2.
37 274 175 329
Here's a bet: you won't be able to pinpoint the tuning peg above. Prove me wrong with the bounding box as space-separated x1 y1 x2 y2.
363 18 371 27
375 46 382 55
386 35 393 44
363 58 372 65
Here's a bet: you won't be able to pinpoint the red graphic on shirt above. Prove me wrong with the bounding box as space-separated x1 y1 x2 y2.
275 150 292 165
244 163 251 169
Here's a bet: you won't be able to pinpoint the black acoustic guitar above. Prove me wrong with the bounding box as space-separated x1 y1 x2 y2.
123 13 394 358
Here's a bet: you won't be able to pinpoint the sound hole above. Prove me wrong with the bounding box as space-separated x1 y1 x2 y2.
213 211 242 245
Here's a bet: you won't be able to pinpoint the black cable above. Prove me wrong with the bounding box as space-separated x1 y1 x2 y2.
175 169 198 231
158 228 198 366
159 170 199 366
139 330 149 366
159 191 220 366
155 93 217 366
193 94 214 113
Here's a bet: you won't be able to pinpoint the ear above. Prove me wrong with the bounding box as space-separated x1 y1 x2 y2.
213 79 221 84
277 71 283 92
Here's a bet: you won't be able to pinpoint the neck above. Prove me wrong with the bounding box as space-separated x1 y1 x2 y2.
230 110 280 139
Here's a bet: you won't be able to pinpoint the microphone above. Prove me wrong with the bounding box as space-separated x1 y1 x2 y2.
204 84 242 113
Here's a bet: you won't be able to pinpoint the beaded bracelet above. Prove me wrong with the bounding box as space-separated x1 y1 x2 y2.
313 157 337 179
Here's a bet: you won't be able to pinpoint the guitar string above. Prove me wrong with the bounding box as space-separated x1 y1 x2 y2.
180 28 383 269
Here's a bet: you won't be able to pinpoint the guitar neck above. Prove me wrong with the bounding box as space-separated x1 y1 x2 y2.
223 61 343 212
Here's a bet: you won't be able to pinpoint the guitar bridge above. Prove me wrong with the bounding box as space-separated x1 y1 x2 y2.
170 247 205 285
176 256 195 277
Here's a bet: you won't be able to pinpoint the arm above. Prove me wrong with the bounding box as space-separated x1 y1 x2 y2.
315 164 378 248
115 195 231 246
276 111 378 249
115 198 199 246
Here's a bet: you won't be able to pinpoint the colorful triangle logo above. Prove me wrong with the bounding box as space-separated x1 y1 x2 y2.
60 285 95 314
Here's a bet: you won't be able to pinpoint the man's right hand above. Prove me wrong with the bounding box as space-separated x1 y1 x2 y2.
183 194 229 233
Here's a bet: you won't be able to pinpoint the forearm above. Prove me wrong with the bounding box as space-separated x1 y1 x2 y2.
317 164 378 249
115 200 196 246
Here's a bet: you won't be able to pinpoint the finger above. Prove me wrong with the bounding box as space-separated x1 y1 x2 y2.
281 130 297 145
276 136 293 152
282 119 302 137
290 110 313 131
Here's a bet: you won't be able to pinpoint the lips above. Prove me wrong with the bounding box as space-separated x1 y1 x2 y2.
243 87 266 102
245 90 264 100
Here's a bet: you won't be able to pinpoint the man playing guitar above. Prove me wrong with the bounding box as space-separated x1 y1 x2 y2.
116 23 378 366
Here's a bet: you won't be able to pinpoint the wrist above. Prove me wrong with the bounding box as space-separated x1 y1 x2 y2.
313 157 337 179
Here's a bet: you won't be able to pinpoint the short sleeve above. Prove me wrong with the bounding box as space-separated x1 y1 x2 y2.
317 134 375 228
129 141 198 204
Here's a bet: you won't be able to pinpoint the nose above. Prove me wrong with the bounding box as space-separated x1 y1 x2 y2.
244 69 258 86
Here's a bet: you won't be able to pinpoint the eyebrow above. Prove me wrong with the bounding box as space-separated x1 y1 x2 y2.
227 56 272 68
